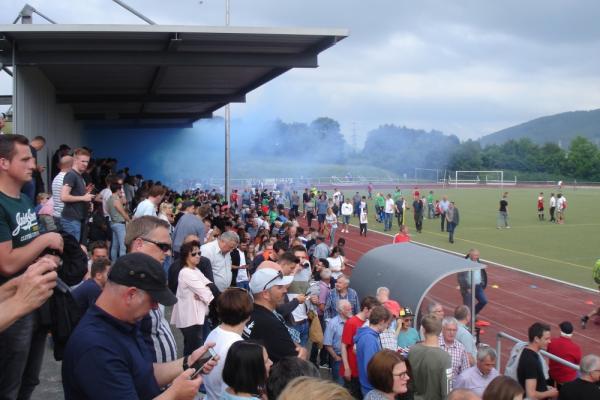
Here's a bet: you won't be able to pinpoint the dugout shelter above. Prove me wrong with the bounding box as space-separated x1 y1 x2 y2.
352 242 486 332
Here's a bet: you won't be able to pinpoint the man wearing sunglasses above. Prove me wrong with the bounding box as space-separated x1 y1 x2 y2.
243 267 308 362
125 216 178 364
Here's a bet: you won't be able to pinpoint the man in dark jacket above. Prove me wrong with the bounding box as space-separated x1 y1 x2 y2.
446 201 460 243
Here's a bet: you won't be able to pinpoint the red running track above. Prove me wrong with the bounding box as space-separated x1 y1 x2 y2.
305 220 599 367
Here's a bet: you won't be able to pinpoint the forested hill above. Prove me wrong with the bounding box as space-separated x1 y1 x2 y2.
361 125 460 175
480 109 600 147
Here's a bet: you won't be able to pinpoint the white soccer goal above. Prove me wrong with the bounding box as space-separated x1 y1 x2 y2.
414 168 443 184
452 170 504 189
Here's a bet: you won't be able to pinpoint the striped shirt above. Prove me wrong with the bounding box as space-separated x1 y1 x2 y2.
52 172 66 218
141 307 177 363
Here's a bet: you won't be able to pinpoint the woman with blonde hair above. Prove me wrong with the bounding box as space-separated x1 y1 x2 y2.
277 376 353 400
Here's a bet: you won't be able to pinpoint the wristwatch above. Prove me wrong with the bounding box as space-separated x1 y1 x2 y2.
182 354 189 371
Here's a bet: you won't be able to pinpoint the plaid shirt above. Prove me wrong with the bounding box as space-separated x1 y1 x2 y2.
379 327 398 351
439 336 470 380
324 288 360 320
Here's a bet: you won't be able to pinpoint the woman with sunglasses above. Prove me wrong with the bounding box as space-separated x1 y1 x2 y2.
170 240 214 355
364 350 410 400
396 307 420 354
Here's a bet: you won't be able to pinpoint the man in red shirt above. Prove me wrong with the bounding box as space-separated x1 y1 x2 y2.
393 225 411 243
547 321 582 386
537 192 544 221
340 296 379 399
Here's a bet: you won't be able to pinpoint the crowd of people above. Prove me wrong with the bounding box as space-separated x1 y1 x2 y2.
0 133 598 400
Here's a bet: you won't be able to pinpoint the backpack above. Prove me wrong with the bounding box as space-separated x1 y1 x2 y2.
48 231 88 360
49 279 83 361
504 341 549 381
593 259 600 284
504 341 527 379
58 231 89 286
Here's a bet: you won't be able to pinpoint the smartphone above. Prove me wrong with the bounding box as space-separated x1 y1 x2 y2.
190 347 218 379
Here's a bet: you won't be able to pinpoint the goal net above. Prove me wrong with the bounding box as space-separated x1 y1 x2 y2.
414 168 443 184
451 171 504 188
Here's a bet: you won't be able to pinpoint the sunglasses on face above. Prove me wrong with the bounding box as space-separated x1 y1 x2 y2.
191 252 200 257
263 270 284 291
141 237 172 253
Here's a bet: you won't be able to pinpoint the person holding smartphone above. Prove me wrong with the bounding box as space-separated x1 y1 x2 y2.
62 253 218 399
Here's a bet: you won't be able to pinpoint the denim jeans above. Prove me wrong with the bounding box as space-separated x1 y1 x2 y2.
60 218 82 242
384 212 393 231
110 222 126 261
497 211 509 227
293 319 309 347
0 311 46 400
461 284 489 315
329 226 337 247
331 359 344 385
447 221 456 242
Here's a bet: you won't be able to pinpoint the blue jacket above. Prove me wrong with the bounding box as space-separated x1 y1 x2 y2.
355 326 381 395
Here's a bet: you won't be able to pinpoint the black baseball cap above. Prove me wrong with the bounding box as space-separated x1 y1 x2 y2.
108 253 177 306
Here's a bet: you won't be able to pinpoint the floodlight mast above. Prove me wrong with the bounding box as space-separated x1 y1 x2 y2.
224 0 231 202
13 4 57 24
112 0 156 25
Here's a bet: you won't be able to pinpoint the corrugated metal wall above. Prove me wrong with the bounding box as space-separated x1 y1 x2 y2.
14 66 82 189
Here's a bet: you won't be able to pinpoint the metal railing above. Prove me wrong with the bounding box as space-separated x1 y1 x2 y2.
496 331 580 372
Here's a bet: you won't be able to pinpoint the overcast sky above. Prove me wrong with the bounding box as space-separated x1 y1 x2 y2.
2 0 600 145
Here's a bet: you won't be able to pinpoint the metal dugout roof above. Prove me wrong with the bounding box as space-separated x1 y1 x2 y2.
352 242 486 326
0 24 347 126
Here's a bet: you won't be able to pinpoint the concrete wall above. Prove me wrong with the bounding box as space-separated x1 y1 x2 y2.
14 66 82 188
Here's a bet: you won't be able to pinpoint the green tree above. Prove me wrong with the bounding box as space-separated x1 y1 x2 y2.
564 136 600 180
447 139 482 170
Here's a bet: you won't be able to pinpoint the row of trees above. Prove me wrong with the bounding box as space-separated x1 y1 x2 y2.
447 136 600 181
241 115 600 181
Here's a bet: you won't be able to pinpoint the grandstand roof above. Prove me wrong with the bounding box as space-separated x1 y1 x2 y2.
0 24 347 126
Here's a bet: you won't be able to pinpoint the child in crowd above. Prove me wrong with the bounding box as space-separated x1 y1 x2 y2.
35 192 56 232
359 208 368 236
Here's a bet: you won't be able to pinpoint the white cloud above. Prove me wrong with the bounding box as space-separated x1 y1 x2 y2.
2 0 600 140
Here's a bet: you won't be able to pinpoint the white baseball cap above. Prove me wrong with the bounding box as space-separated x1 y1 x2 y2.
249 268 293 294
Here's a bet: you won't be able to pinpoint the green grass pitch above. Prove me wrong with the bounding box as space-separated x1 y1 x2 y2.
342 186 599 289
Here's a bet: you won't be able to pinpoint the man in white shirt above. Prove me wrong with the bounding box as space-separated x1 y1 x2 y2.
454 347 499 396
341 199 353 233
383 194 395 232
556 193 567 224
51 155 73 227
200 231 239 292
549 193 556 222
133 185 166 218
97 174 121 220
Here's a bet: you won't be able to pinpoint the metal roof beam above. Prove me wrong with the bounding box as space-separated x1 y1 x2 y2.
13 51 319 68
57 93 245 104
74 112 212 120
